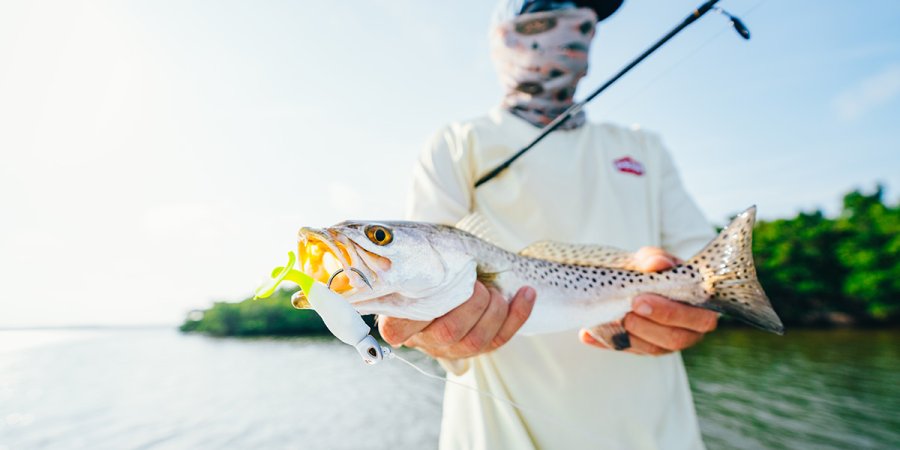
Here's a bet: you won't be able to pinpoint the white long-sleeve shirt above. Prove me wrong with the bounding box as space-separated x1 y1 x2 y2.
406 107 714 450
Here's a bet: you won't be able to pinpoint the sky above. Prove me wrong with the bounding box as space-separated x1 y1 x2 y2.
1 0 898 327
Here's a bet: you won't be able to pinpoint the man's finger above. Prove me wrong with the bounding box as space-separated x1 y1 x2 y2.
623 334 670 356
578 329 609 349
579 329 669 356
486 287 536 352
632 294 719 333
445 287 509 358
623 313 704 351
633 247 678 272
413 282 492 348
378 316 431 347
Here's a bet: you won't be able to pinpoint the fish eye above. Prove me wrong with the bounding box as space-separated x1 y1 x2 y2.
365 225 393 246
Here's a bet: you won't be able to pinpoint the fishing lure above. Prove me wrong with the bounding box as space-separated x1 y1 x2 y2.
255 252 388 365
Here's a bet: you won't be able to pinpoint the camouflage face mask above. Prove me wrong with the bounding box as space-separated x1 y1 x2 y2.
491 7 597 129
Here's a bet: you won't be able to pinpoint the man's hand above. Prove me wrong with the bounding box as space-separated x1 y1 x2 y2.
579 246 719 355
378 283 536 360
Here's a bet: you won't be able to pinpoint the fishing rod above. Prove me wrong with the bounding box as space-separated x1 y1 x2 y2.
474 0 751 188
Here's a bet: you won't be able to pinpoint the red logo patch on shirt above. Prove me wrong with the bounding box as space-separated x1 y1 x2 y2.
613 156 645 176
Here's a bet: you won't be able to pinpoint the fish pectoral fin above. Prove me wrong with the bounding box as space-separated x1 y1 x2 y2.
585 321 630 351
476 265 503 290
519 241 637 270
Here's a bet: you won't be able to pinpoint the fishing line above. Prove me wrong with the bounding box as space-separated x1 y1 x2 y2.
388 350 611 445
601 0 770 116
389 352 532 413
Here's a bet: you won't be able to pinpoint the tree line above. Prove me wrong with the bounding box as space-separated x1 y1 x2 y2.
752 186 898 326
181 186 899 336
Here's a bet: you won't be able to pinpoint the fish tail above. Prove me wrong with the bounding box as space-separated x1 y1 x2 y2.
687 206 784 335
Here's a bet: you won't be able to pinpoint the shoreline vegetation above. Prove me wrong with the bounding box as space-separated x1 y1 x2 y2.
180 187 899 337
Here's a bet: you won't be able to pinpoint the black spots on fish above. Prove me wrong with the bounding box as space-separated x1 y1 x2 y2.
690 272 696 278
686 265 694 271
600 270 607 276
620 283 625 288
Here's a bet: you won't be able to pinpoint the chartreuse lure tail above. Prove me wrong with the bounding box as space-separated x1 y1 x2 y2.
254 251 313 300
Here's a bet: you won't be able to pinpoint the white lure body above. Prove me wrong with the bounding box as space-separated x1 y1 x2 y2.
301 282 385 364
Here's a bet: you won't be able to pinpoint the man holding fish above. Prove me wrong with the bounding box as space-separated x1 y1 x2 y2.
380 1 722 448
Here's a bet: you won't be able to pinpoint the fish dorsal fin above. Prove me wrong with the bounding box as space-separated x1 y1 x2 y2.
519 241 637 270
455 212 504 247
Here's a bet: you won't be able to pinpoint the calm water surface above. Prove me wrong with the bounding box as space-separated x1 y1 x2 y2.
0 328 897 449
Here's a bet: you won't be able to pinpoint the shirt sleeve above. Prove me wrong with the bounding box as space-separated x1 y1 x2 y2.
656 140 716 260
405 125 475 376
405 125 474 225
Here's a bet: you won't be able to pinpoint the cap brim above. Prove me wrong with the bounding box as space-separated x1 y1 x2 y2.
575 0 624 21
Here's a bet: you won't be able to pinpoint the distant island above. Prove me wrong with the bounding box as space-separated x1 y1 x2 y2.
181 186 899 337
179 288 371 337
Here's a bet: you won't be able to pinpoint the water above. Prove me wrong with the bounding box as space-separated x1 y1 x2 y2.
684 329 900 450
0 329 897 450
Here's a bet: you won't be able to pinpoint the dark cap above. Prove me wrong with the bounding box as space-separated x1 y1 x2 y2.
495 0 624 25
516 0 623 21
574 0 623 21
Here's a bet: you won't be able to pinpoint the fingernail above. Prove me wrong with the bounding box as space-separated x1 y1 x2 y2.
523 287 536 302
635 299 652 316
579 329 604 347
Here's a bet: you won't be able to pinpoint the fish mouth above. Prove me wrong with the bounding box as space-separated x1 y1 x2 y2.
294 227 385 308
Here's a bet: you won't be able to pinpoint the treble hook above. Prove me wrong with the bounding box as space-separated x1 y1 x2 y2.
327 267 373 291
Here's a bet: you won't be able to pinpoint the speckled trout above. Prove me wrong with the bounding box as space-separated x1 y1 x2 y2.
292 206 783 348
